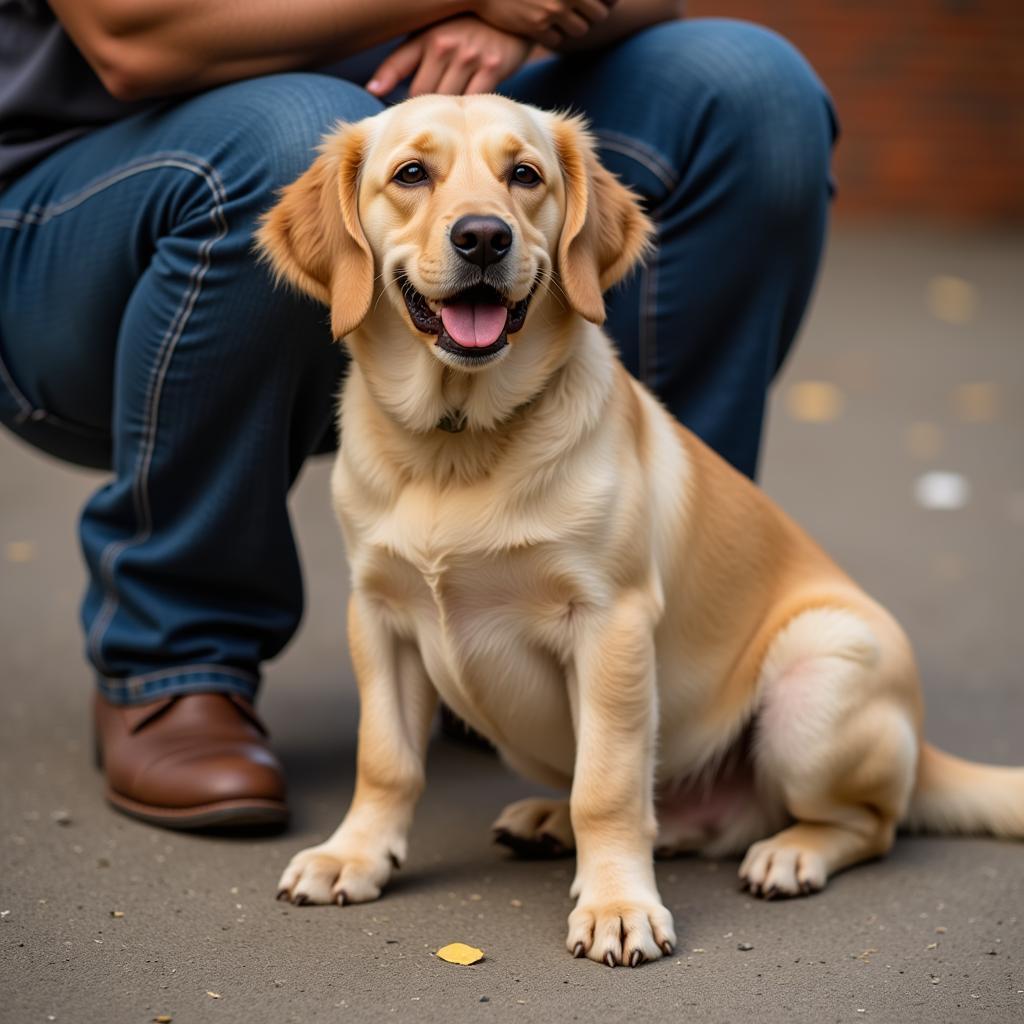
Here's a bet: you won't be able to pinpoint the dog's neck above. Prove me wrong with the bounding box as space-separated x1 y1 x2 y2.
339 312 617 488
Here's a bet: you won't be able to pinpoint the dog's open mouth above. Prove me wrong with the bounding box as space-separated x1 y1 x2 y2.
399 275 532 360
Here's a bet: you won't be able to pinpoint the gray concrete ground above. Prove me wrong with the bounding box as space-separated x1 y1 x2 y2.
2 227 1022 1024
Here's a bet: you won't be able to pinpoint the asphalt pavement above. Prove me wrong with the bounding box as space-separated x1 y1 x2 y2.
2 227 1022 1023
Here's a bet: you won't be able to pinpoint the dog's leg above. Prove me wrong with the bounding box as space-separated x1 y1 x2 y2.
740 609 918 898
277 595 436 906
565 593 675 967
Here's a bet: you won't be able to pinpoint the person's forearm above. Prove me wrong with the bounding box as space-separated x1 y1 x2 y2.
550 0 684 52
50 0 468 101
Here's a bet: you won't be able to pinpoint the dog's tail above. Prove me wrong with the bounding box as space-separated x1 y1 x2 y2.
904 742 1024 837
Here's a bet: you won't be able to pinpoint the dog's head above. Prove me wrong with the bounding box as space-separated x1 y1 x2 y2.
257 95 652 373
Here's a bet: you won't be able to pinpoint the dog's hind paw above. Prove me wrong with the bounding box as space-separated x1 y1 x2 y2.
492 797 574 858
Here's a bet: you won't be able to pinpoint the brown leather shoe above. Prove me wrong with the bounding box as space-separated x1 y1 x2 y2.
94 691 288 831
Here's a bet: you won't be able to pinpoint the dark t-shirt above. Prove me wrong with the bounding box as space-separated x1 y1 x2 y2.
0 0 149 187
0 0 394 189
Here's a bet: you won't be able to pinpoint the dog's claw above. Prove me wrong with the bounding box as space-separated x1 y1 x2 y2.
573 942 585 959
604 952 616 969
336 889 348 906
629 950 643 968
276 889 290 902
292 893 309 906
660 940 674 956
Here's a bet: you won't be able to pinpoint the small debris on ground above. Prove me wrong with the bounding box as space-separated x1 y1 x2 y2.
509 899 522 908
110 911 124 919
737 942 754 951
51 810 72 826
153 1016 173 1023
206 991 221 999
436 942 485 965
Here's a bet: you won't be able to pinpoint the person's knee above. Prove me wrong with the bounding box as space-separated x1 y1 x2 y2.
188 73 385 196
628 19 836 220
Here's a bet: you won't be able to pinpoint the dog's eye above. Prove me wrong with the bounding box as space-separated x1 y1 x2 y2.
394 162 429 186
511 164 541 187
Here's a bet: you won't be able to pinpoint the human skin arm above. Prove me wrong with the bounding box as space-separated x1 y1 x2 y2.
49 0 619 102
475 0 684 50
539 0 685 50
50 0 470 101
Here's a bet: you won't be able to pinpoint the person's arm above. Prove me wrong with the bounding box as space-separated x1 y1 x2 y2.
50 0 470 101
50 0 617 102
538 0 685 51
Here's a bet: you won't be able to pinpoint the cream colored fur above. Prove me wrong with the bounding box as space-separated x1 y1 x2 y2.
257 95 1023 967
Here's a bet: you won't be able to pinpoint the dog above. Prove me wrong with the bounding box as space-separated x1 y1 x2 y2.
256 94 1024 967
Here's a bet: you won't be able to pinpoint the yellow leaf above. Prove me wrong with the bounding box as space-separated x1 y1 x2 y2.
785 381 844 423
436 942 484 965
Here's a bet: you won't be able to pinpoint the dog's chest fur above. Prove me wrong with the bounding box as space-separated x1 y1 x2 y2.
338 471 618 778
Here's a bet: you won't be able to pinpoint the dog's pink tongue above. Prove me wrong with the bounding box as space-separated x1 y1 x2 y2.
440 302 508 348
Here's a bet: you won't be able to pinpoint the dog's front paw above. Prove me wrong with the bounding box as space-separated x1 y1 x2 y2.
276 841 399 906
567 897 676 967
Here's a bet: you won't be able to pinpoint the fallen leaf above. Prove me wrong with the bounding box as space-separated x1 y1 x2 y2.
904 421 943 460
927 275 976 325
952 382 998 423
785 381 844 423
436 942 484 965
5 541 36 563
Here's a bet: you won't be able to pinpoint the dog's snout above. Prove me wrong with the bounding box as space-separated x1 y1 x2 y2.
450 215 512 269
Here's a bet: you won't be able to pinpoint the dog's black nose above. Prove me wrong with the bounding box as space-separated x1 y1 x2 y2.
450 215 512 269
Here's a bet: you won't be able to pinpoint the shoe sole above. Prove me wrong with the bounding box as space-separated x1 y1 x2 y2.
105 787 289 832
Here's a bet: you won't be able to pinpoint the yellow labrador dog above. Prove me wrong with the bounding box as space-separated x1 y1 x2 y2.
258 95 1023 967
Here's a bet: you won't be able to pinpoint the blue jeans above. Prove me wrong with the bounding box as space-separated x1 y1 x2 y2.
0 20 836 705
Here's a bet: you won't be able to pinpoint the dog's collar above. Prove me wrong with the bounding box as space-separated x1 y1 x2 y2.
436 409 468 433
435 393 541 435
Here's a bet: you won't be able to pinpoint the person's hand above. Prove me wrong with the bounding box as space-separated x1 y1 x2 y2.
367 16 533 98
473 0 618 48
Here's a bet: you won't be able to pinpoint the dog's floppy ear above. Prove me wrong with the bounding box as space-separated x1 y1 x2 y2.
551 115 654 325
256 122 373 339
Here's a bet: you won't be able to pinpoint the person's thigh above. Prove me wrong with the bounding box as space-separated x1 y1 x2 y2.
502 19 837 476
0 73 378 467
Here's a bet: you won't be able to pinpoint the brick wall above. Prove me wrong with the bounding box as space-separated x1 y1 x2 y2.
687 1 1024 223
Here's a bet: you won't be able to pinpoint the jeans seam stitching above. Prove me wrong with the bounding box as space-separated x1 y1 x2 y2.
103 664 259 687
593 130 679 192
0 344 34 423
0 152 224 225
80 154 230 675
